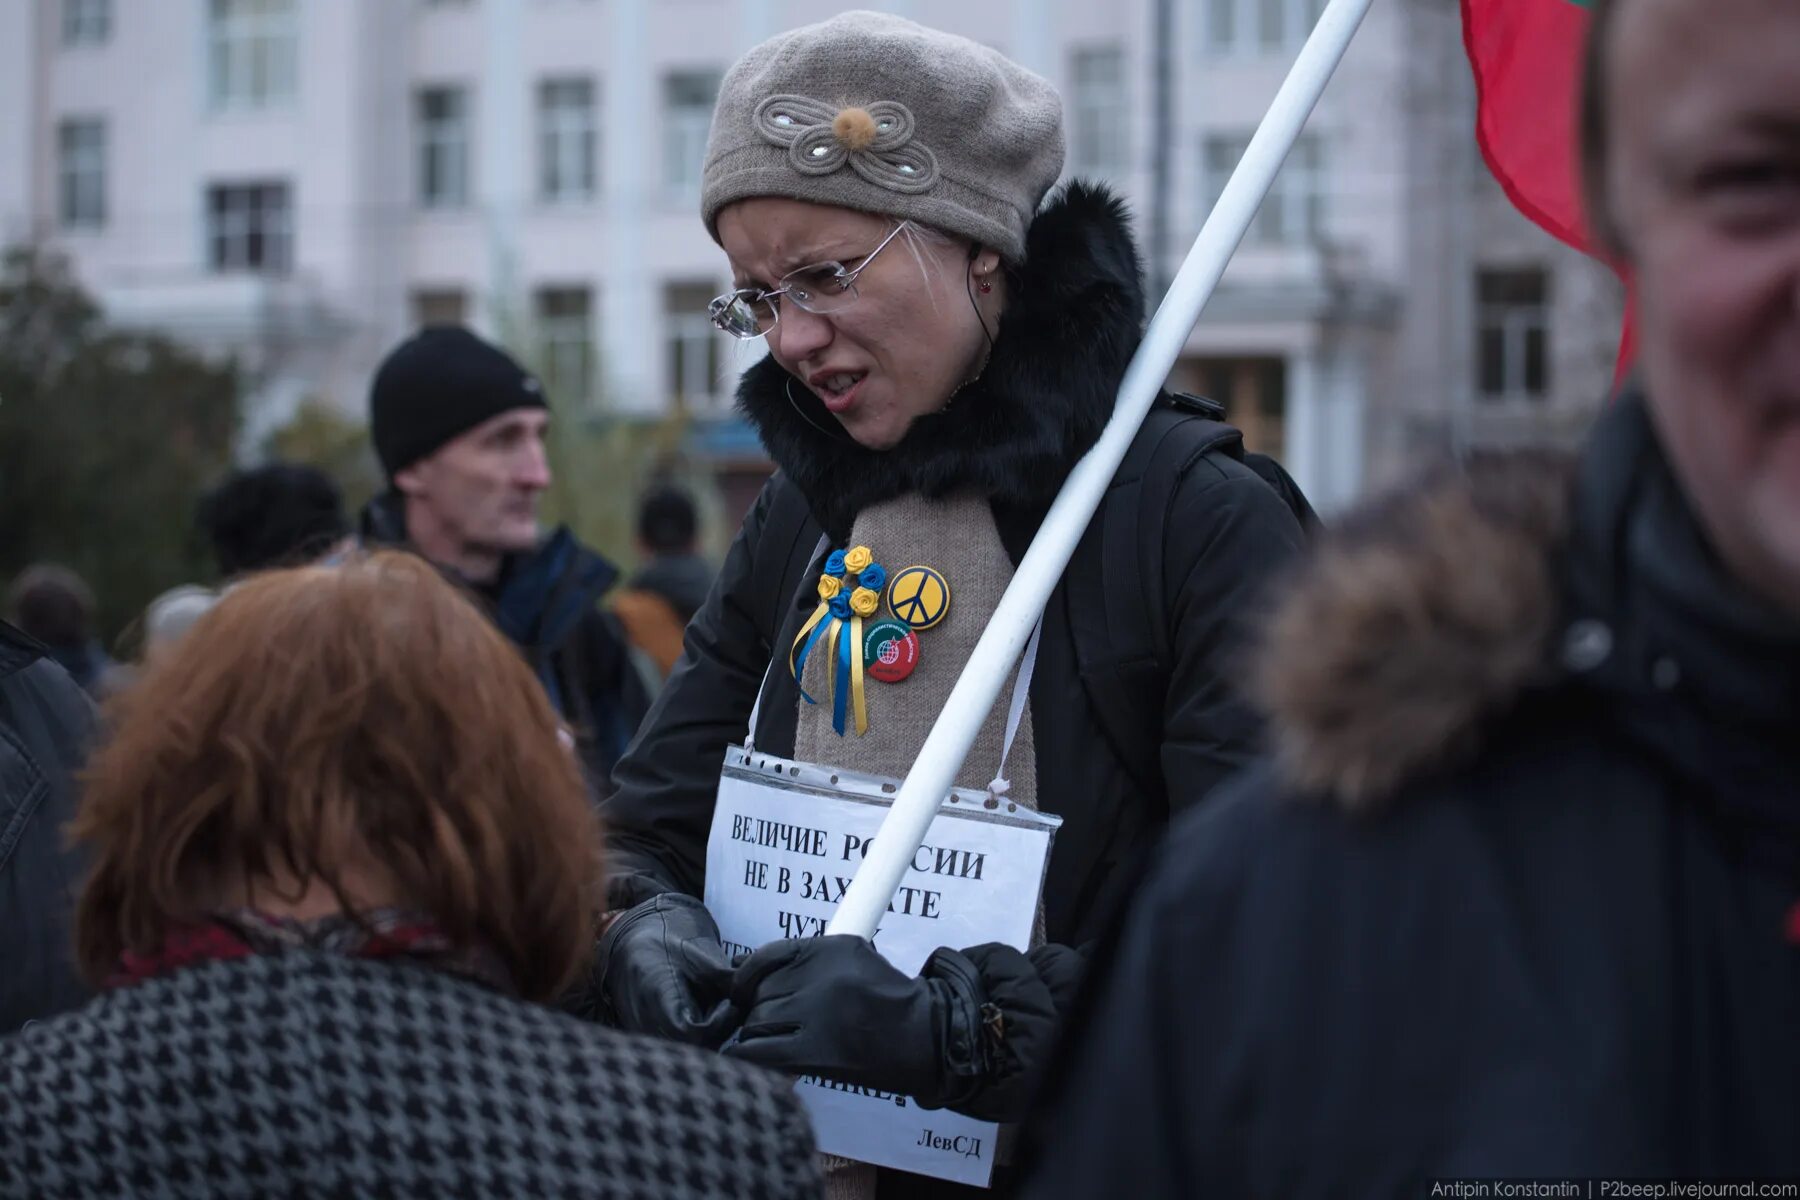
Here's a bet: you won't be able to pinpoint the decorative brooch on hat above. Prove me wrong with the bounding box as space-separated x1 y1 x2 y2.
792 547 948 736
753 96 940 194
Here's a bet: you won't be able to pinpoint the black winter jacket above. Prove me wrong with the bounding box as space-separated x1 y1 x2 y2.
0 622 96 1034
601 184 1305 1145
1019 395 1800 1196
360 495 650 791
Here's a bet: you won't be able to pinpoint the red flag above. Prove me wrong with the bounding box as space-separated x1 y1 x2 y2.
1461 0 1635 386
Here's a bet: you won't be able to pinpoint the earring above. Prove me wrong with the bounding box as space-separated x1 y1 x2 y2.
977 277 993 295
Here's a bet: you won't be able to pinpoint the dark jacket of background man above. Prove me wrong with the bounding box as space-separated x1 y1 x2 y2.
1019 397 1800 1195
0 621 95 1033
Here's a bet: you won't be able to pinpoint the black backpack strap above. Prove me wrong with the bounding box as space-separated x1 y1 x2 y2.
1067 398 1251 809
1160 391 1319 534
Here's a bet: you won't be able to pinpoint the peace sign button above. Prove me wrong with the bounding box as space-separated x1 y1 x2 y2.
886 565 951 631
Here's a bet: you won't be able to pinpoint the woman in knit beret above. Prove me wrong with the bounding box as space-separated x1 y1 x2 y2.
597 12 1307 1194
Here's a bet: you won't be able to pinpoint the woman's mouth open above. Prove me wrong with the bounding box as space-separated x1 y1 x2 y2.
813 371 867 414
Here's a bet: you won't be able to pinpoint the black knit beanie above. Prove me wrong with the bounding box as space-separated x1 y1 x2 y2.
369 326 547 480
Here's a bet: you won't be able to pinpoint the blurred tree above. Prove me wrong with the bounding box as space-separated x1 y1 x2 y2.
485 294 728 575
539 409 696 575
0 245 238 644
264 398 384 516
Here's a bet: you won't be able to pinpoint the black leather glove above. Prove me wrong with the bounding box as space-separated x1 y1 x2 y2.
594 893 738 1047
722 935 1058 1120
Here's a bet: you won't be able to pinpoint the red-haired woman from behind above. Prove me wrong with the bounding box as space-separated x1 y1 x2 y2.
0 552 820 1200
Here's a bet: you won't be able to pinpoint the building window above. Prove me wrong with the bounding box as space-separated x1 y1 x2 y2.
208 0 298 110
62 0 111 46
1476 268 1550 402
664 71 721 198
664 282 722 409
1207 0 1325 54
1207 0 1237 53
417 86 470 209
537 287 595 406
1203 133 1324 245
539 78 598 204
58 118 107 229
412 288 468 327
206 181 293 273
1070 46 1127 176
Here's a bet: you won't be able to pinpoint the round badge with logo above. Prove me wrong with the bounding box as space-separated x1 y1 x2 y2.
886 565 951 631
863 617 919 684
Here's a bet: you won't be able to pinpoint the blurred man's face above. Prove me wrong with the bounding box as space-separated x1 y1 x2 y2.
396 408 552 561
1606 0 1800 615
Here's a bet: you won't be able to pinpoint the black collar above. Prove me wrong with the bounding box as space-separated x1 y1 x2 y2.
1562 394 1800 821
736 181 1146 540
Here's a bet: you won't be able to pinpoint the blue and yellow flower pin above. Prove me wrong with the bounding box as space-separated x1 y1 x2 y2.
790 548 950 737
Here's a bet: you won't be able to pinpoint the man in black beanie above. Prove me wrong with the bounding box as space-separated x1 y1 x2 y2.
361 325 649 793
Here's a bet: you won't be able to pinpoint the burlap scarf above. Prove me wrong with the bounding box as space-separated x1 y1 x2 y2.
793 491 1039 1199
795 491 1037 803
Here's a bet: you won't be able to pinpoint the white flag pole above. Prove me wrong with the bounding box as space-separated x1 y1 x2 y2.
825 0 1376 940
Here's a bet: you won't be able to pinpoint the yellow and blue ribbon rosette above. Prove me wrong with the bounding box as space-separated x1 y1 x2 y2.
791 545 885 736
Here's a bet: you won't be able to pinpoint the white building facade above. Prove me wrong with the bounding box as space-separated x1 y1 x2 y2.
1 0 1621 509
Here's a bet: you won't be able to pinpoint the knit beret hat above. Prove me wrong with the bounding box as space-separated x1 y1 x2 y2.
368 326 546 481
701 11 1065 263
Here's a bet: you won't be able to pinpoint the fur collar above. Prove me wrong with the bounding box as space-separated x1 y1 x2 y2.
1251 452 1578 812
736 181 1145 539
1254 396 1800 819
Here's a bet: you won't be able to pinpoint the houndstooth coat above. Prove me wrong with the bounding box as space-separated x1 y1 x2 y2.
0 951 822 1199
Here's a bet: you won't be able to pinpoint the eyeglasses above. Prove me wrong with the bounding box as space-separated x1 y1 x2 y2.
707 222 912 340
